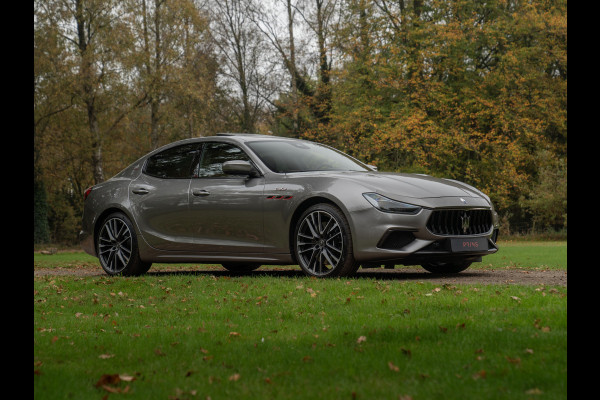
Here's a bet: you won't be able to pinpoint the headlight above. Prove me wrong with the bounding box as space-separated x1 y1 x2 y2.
362 193 421 214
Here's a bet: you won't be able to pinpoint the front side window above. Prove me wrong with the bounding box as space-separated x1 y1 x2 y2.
144 143 199 179
194 142 251 178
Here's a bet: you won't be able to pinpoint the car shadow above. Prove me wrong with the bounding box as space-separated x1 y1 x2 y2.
147 267 490 282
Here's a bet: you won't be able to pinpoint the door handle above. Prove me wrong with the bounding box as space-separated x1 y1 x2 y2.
192 189 210 197
132 188 150 195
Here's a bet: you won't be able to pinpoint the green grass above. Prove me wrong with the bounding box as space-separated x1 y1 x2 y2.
34 241 567 399
480 241 567 270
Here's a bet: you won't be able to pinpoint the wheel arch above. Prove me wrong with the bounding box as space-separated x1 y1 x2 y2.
93 206 138 255
288 195 352 264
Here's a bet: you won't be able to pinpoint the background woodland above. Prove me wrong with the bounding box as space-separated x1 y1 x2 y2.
34 0 567 244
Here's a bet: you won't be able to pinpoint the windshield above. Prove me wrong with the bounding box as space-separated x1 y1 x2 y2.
246 140 370 173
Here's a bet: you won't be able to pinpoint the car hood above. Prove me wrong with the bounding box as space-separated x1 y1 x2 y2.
302 171 491 205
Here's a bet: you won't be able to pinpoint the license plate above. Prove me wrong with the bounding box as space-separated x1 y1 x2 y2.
450 237 488 252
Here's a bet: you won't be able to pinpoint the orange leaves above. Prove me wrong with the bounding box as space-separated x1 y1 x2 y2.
387 361 400 372
94 373 136 394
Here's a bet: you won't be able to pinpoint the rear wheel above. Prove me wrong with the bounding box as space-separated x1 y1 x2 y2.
294 203 359 277
221 263 261 272
97 212 151 276
421 261 472 274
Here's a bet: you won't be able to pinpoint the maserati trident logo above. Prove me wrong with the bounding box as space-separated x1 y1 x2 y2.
460 212 470 234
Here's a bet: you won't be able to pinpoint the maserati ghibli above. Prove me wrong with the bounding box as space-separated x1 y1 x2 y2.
80 133 499 277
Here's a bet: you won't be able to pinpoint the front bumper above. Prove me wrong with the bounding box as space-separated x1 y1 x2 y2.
350 201 499 264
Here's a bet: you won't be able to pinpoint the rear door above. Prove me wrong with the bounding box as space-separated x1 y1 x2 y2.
187 141 265 253
129 143 201 251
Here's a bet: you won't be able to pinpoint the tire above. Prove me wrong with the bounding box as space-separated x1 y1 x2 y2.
293 203 359 277
96 212 152 276
221 263 261 272
421 261 472 274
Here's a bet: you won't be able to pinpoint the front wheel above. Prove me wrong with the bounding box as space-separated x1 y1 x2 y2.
294 203 359 277
97 212 151 276
421 261 472 274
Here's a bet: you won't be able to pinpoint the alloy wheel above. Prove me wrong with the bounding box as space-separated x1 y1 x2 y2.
296 210 344 276
98 217 133 274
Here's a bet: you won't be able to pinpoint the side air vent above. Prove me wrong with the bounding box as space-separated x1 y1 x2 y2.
378 230 415 250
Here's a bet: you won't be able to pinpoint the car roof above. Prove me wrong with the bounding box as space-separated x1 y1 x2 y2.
215 133 302 143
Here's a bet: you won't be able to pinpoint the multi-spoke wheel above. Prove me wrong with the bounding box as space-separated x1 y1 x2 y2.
294 204 359 277
97 212 151 276
421 261 472 274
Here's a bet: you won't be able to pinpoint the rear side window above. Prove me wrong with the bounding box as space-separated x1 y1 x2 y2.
144 143 200 179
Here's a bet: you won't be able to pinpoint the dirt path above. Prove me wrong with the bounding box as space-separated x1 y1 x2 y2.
33 266 566 286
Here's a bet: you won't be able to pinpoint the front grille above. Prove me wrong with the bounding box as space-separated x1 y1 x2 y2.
427 209 492 236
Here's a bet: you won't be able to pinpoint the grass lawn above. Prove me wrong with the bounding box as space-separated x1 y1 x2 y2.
479 241 567 270
34 240 567 399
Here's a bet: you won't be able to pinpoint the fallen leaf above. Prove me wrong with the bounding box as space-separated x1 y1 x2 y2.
229 373 240 381
524 348 534 354
506 356 521 365
439 326 448 333
229 332 241 337
388 361 399 372
401 348 412 357
119 374 136 382
98 354 114 359
95 374 121 387
357 336 367 344
472 370 487 380
302 355 313 363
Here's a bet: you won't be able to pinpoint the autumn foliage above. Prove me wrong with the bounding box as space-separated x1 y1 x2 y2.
34 0 566 243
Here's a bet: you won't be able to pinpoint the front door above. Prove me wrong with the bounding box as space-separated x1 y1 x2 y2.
188 142 265 253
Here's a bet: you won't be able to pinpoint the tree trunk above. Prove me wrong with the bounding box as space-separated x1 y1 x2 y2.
287 0 299 137
76 0 104 183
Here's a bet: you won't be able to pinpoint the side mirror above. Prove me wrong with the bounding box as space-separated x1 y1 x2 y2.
222 160 260 177
367 165 378 171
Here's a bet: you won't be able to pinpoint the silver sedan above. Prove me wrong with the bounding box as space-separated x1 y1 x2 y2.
80 133 499 277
